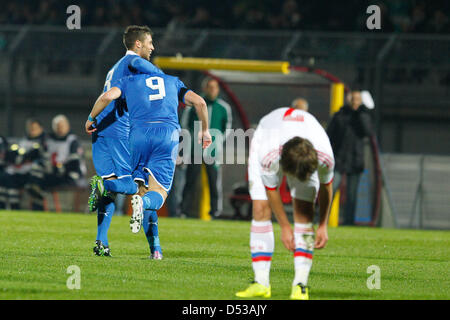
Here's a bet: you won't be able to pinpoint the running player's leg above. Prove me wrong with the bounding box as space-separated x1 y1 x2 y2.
133 124 177 212
130 125 179 259
91 135 119 256
102 137 138 195
143 208 162 259
128 128 150 234
137 177 166 259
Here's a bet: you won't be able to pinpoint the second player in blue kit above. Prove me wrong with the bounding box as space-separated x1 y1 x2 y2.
116 74 186 194
86 72 211 259
88 25 164 258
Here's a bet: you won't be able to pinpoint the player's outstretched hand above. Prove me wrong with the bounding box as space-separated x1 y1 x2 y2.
85 119 97 134
314 224 328 249
281 225 295 252
199 130 212 149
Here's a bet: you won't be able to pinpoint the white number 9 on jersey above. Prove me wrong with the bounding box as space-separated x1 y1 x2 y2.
104 68 115 91
146 76 166 101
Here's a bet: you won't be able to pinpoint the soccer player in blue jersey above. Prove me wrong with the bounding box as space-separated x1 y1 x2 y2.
85 72 211 259
88 25 164 257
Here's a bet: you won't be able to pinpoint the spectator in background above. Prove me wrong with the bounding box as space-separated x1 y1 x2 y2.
1 0 449 34
426 10 450 34
386 0 412 32
28 115 86 211
0 119 47 210
326 90 373 226
241 4 267 29
279 0 304 30
180 77 232 219
189 7 213 29
408 3 427 33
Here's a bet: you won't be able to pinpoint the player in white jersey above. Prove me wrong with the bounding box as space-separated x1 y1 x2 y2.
236 106 335 300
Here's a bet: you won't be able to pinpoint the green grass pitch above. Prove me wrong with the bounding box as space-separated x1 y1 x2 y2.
0 210 448 300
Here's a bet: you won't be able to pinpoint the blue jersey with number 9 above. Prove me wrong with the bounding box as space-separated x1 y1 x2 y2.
95 53 163 139
114 73 190 130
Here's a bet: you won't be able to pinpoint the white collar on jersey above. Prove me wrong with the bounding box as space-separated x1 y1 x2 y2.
125 50 138 56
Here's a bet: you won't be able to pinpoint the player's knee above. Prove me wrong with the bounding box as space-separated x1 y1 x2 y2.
252 200 271 221
293 198 314 222
139 184 167 202
138 184 148 196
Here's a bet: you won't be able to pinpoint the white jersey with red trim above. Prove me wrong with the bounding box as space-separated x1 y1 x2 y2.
252 107 334 190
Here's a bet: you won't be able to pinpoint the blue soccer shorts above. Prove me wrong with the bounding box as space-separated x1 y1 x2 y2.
92 134 132 179
129 124 180 192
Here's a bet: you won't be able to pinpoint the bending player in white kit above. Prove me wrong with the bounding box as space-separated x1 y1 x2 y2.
236 106 334 300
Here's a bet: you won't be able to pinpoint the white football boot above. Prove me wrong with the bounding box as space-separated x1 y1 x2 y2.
130 195 144 233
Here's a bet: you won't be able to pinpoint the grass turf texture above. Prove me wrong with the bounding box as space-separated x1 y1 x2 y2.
0 210 449 300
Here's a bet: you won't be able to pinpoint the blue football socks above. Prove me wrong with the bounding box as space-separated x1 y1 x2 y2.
143 209 161 254
142 191 164 210
96 196 115 246
103 176 138 195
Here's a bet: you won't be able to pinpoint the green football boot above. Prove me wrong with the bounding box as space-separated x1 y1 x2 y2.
93 240 112 257
88 175 102 212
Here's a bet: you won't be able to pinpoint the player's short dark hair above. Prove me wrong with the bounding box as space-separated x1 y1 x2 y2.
123 25 153 50
280 137 318 182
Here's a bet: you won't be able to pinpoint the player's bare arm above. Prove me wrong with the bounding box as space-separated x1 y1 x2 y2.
315 182 333 249
85 87 122 134
183 90 212 149
266 188 295 252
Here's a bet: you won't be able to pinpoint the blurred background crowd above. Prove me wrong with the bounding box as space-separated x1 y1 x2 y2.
0 116 86 211
0 0 448 229
1 0 449 34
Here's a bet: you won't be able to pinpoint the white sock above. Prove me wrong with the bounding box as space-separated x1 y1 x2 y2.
250 220 274 288
292 223 315 286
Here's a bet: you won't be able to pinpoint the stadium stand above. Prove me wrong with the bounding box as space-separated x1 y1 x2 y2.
1 0 449 34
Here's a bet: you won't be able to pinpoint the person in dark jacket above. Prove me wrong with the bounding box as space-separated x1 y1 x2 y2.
28 115 86 210
0 119 47 210
326 90 373 225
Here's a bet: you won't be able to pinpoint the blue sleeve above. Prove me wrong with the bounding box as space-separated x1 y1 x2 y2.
113 77 127 98
129 57 164 75
176 78 186 91
176 78 191 103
